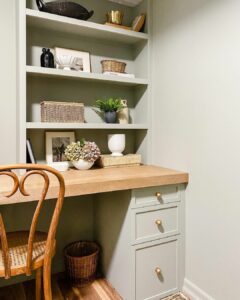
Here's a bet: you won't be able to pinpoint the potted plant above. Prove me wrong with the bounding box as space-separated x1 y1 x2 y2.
95 98 124 123
65 139 101 170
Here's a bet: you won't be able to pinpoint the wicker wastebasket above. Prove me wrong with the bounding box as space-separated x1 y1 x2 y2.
64 241 100 285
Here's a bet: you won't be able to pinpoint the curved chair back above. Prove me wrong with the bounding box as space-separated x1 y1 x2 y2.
0 164 65 278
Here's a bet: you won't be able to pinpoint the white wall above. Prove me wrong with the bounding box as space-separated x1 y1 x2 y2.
152 0 240 299
0 0 17 164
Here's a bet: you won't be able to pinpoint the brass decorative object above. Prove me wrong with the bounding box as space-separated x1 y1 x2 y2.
106 10 124 25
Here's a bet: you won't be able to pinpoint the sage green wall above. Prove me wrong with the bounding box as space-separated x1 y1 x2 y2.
0 0 17 164
152 0 240 299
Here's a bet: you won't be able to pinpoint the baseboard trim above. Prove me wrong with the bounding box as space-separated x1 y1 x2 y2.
183 279 215 300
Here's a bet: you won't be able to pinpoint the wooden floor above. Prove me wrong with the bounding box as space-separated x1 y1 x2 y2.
0 276 123 300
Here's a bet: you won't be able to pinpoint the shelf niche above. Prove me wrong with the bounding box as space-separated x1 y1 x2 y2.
27 129 148 163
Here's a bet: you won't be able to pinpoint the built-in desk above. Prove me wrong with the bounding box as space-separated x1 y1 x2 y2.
0 165 188 205
0 165 188 300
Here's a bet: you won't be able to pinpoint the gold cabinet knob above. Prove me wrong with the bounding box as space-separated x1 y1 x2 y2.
155 192 161 198
155 219 162 226
155 267 161 275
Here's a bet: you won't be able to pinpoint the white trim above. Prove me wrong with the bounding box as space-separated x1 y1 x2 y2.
183 279 215 300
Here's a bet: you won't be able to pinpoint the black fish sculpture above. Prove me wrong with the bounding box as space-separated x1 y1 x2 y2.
36 0 94 20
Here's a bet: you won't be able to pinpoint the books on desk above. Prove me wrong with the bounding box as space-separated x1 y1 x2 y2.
98 154 141 168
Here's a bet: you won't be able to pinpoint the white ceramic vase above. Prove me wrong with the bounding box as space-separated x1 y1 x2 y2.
108 134 126 156
72 159 94 170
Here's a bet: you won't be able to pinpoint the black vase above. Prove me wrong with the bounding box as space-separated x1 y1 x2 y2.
41 48 54 68
104 111 117 123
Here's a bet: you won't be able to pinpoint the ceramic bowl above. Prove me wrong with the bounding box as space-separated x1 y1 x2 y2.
56 55 79 71
49 162 69 172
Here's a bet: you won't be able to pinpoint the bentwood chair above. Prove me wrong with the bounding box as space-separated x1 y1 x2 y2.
0 164 65 300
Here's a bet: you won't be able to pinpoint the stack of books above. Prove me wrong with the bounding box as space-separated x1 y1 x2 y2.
98 154 141 168
103 71 135 78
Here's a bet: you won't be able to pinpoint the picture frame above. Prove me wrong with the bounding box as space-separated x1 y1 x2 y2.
46 132 75 165
55 47 91 72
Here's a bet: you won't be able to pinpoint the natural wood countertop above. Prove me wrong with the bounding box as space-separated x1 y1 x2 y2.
0 165 188 205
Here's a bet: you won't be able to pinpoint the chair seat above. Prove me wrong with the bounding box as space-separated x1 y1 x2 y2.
0 231 54 277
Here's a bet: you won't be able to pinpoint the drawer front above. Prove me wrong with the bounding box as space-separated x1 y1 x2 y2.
133 205 179 244
133 185 181 208
135 238 178 300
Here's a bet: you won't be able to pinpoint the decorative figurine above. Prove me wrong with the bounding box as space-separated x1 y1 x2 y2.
118 99 129 124
41 48 54 68
36 0 94 21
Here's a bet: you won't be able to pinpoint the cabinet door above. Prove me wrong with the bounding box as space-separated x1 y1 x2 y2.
135 238 179 300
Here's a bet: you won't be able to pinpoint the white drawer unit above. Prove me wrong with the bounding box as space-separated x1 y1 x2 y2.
135 237 179 300
132 185 182 208
132 204 179 244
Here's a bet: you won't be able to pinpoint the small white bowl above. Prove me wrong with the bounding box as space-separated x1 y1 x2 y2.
56 55 79 71
49 162 69 172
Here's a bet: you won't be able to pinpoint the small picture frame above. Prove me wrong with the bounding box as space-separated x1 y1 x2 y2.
55 47 91 72
46 132 75 165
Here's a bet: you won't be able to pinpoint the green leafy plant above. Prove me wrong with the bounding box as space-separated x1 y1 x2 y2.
65 139 101 162
95 98 124 113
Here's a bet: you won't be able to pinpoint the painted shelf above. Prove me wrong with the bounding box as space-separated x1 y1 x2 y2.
26 66 149 86
26 9 149 45
26 122 149 130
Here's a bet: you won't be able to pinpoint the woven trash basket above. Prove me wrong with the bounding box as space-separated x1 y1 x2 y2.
64 241 100 285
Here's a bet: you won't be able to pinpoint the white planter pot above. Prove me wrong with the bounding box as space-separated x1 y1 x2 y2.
108 134 126 156
72 159 94 170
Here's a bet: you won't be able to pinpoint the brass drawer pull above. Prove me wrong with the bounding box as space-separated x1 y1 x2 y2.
155 219 162 226
155 267 161 275
155 192 161 199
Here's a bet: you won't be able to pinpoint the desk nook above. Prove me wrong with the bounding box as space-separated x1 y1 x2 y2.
0 0 189 299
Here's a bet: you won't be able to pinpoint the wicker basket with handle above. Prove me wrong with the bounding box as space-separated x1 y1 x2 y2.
41 101 84 123
64 241 100 285
101 60 126 73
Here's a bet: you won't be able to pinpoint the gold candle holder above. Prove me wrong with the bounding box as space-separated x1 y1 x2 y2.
107 10 124 25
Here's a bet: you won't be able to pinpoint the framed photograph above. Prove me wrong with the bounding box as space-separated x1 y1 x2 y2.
46 132 75 165
55 47 91 72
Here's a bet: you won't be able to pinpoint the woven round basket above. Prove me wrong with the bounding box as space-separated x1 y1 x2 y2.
64 241 100 285
101 60 126 73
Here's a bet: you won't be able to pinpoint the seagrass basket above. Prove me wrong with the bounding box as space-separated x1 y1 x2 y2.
101 60 126 73
64 241 100 285
41 101 84 123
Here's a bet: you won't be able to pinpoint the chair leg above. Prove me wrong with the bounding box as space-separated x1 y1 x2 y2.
35 267 42 300
43 260 52 300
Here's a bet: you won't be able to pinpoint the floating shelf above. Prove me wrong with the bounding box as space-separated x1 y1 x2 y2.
26 9 149 45
26 122 149 130
26 66 149 87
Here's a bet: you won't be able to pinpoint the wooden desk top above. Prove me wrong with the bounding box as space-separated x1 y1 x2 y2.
0 165 188 205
